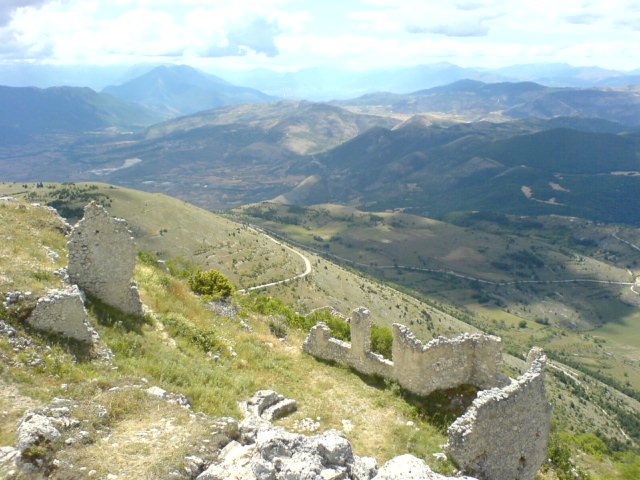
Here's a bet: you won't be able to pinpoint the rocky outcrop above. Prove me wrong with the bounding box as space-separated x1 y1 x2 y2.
67 202 143 315
197 390 476 480
302 307 508 396
447 348 553 480
26 286 94 342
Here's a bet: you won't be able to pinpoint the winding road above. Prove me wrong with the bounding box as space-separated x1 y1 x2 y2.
238 225 312 294
236 221 639 297
241 223 639 294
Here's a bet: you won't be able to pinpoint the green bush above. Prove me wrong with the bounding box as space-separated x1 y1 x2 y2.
371 325 393 359
307 309 350 341
188 269 236 300
137 250 159 266
162 314 221 353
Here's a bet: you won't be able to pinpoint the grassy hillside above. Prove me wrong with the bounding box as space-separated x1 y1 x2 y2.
2 183 640 478
234 203 640 401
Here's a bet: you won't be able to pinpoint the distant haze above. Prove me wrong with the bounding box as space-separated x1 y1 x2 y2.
1 62 640 101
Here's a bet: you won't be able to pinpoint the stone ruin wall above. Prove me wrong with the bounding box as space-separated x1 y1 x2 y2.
26 286 94 343
303 307 552 480
391 324 509 395
67 202 143 316
302 307 507 396
447 347 553 480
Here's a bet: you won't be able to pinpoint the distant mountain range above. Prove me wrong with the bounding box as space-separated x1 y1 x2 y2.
102 65 275 117
0 85 163 141
1 62 640 100
337 79 640 126
217 62 640 100
3 98 631 224
1 68 639 224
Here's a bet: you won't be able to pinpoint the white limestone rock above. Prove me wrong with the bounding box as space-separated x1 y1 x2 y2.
17 413 61 453
372 454 475 480
26 285 94 342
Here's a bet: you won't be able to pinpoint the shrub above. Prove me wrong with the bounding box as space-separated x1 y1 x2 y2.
162 314 221 353
188 269 236 300
307 309 350 341
371 325 393 359
137 250 159 266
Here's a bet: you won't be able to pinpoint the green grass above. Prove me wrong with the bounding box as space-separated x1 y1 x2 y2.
3 184 640 478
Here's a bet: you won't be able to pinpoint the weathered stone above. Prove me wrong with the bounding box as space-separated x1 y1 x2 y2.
263 399 297 421
304 308 551 480
314 431 353 466
26 286 94 342
447 347 552 480
67 202 143 315
372 454 475 480
183 455 206 478
197 441 256 480
17 412 61 453
210 417 240 449
303 307 508 397
244 390 298 421
146 386 168 399
351 456 378 480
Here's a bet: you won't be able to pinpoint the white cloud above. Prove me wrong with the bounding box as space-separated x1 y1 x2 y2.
0 0 639 70
0 0 51 26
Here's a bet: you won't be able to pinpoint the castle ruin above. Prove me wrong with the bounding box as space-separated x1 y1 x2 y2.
302 307 552 480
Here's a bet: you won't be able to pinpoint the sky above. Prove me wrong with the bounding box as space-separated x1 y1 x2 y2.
1 0 640 71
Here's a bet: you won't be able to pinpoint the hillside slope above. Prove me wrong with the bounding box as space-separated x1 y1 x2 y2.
2 182 639 479
0 85 163 138
298 121 640 224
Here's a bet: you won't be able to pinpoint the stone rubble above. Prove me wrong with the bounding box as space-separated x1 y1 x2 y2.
197 391 476 480
145 386 192 409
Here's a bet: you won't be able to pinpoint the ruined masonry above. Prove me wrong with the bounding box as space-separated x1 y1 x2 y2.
303 307 509 396
448 348 552 480
26 286 93 343
67 202 144 316
302 307 552 480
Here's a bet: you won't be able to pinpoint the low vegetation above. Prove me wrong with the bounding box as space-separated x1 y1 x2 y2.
2 184 640 478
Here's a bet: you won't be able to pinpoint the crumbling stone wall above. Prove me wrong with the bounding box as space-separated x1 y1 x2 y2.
447 347 553 480
67 202 143 315
26 286 94 343
303 308 552 480
302 307 507 396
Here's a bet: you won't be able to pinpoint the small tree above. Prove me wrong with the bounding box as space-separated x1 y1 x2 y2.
188 269 236 300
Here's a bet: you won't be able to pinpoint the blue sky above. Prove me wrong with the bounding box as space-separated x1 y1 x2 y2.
1 0 639 71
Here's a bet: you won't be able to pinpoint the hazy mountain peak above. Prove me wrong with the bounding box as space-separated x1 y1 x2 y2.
102 65 274 117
